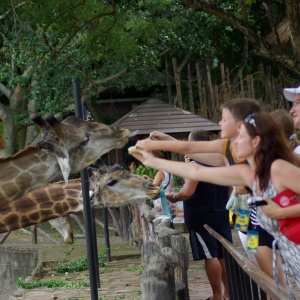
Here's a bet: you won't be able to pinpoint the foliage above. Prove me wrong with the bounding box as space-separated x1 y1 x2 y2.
132 164 158 179
1 0 299 154
16 277 89 289
173 175 184 187
124 264 144 275
54 249 107 274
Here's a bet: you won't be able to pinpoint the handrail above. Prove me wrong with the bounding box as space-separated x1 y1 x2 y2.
204 224 291 300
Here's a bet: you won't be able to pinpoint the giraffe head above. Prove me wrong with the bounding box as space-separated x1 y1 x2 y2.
32 114 131 184
89 164 160 207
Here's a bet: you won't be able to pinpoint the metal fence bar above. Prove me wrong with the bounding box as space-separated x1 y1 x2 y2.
204 225 291 300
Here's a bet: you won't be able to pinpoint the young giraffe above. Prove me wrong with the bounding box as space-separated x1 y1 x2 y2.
0 114 130 208
0 164 160 243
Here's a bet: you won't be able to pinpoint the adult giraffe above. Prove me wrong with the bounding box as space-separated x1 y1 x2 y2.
0 114 130 208
0 164 160 243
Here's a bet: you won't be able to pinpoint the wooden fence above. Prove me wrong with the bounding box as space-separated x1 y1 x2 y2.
165 56 294 124
140 219 292 300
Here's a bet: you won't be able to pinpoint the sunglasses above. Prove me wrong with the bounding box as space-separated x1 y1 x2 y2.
245 113 257 128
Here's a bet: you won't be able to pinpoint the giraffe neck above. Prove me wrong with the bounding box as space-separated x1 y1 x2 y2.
0 147 65 207
0 179 83 233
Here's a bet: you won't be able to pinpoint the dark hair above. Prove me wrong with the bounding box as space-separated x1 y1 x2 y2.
152 150 166 159
243 113 299 191
220 98 261 121
271 109 300 150
188 129 210 142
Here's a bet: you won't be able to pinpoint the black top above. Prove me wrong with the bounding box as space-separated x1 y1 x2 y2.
183 161 229 229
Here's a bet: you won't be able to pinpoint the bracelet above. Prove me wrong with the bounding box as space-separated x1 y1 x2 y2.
173 195 178 203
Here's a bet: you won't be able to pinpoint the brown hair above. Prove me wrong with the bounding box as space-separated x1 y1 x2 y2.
152 150 166 159
220 98 261 121
243 113 299 191
188 129 210 142
271 109 300 150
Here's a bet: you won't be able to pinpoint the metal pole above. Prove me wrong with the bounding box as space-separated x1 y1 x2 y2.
103 206 112 262
72 78 99 299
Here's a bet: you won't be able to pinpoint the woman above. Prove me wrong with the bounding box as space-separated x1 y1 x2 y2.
271 109 300 154
130 113 300 297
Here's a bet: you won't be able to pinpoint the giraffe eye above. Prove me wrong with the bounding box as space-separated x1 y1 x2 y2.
106 179 118 187
81 136 89 146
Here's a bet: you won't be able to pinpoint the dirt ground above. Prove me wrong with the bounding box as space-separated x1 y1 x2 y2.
2 222 216 300
3 224 299 300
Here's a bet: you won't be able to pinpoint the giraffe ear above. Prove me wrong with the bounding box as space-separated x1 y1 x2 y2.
36 141 55 151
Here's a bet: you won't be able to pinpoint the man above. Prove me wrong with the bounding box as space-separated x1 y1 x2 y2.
283 85 300 129
167 129 231 300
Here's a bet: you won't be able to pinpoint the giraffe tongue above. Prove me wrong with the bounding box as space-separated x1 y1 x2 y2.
128 130 139 138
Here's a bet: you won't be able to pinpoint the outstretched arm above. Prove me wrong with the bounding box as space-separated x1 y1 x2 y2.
130 147 252 188
136 138 225 155
188 153 227 167
148 131 227 166
149 131 176 141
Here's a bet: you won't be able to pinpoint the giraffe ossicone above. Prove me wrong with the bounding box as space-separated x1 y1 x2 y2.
0 114 130 208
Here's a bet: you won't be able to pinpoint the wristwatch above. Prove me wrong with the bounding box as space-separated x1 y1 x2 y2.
172 195 178 203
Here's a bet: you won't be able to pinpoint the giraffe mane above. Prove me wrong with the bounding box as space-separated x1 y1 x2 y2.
0 146 39 162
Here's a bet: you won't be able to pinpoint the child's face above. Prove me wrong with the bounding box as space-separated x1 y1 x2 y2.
218 108 239 139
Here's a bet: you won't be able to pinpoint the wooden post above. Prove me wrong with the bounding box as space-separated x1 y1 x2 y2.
239 69 244 97
171 235 190 300
120 205 131 243
220 63 227 100
141 242 176 300
31 225 37 244
226 67 232 98
206 64 214 119
172 57 183 109
165 56 173 105
187 63 195 113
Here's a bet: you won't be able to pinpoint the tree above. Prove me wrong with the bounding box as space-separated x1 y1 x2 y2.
0 1 166 154
0 0 239 155
181 0 300 78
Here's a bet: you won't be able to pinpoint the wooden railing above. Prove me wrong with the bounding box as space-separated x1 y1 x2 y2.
204 225 291 300
140 218 292 300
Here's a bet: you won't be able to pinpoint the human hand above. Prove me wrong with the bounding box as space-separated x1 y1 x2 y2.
260 197 282 219
129 146 155 167
166 192 176 202
149 131 175 141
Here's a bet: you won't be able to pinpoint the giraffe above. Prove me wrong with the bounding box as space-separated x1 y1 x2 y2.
0 114 130 208
0 164 160 243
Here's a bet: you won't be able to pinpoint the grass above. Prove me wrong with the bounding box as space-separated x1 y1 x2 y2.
16 278 89 289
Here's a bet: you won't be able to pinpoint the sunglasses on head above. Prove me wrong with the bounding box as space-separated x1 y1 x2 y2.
245 113 257 128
